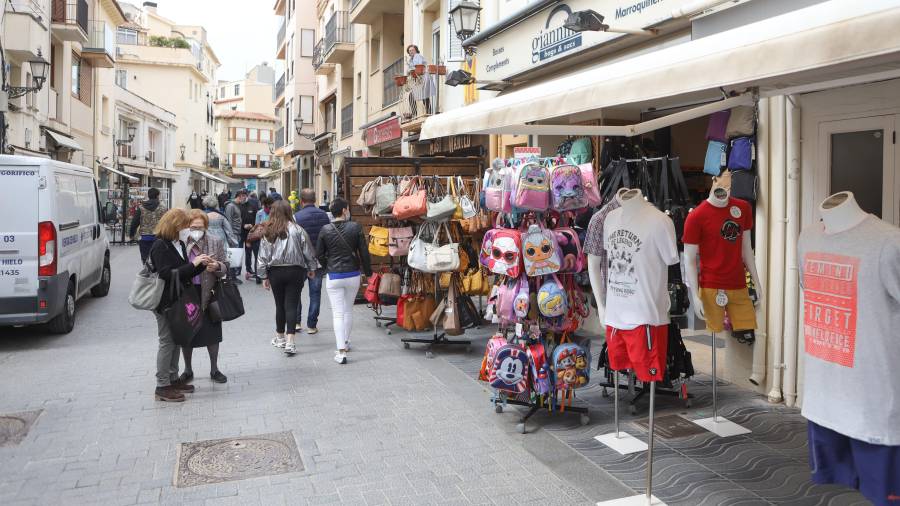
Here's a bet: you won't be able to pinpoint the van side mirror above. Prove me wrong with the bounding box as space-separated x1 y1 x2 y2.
103 202 119 225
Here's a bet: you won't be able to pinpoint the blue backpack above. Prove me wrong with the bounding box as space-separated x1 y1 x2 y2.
552 334 590 391
489 343 530 394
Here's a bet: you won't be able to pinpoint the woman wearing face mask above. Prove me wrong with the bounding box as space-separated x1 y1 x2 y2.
147 209 212 402
202 195 239 247
316 198 372 364
176 209 229 385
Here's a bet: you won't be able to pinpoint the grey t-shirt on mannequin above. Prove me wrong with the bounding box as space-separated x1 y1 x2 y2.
797 215 900 445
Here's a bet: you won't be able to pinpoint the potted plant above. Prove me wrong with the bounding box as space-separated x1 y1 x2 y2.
394 75 407 87
427 64 437 74
437 64 447 75
415 64 426 76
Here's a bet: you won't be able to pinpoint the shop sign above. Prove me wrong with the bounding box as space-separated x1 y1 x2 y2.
366 117 402 147
513 146 541 159
477 0 695 81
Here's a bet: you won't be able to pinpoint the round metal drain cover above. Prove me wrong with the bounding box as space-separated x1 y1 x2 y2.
186 437 295 479
0 417 27 445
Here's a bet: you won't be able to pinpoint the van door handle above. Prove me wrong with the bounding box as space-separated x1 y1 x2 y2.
59 221 80 231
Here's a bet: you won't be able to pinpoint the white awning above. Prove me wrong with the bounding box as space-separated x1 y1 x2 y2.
100 164 138 182
257 169 283 180
44 130 83 151
192 169 227 184
421 0 900 139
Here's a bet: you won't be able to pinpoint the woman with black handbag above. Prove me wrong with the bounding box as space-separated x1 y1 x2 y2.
147 209 212 402
176 209 231 386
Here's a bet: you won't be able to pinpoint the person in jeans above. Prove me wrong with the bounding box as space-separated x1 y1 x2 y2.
316 198 372 365
293 189 330 334
129 187 168 263
257 200 318 356
147 208 211 402
239 192 260 280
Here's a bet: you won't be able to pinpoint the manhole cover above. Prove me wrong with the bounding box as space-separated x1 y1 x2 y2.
0 410 42 447
175 431 303 487
633 414 706 439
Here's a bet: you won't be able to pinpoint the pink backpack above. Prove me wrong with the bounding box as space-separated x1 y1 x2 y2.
513 162 550 211
480 227 522 278
553 227 585 273
513 275 530 319
484 162 513 212
579 163 602 207
496 277 520 324
521 223 561 277
550 163 587 211
478 333 508 381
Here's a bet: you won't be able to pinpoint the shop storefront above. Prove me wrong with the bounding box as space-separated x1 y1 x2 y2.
364 116 403 157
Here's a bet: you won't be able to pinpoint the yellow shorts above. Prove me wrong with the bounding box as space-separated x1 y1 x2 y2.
700 288 757 333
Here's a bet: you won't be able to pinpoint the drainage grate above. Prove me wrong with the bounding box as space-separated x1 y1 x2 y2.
174 431 304 488
0 410 42 447
632 414 706 439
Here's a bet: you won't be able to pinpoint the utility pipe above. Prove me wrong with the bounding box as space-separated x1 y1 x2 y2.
766 96 787 404
782 95 802 407
749 98 769 387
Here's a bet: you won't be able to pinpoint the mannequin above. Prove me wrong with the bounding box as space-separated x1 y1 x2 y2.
587 188 633 321
819 191 868 234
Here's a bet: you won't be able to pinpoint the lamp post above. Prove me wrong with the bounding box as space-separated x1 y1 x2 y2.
449 1 482 47
294 116 316 141
1 49 50 153
179 143 186 161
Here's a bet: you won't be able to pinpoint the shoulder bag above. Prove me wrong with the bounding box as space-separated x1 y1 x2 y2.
129 255 165 311
425 222 460 272
407 222 432 272
425 177 457 222
393 177 428 220
213 275 245 321
368 225 390 257
162 269 203 346
373 177 397 216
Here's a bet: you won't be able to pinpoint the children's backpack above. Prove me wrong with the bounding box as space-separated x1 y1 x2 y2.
552 333 591 391
537 274 568 318
521 223 561 277
513 162 550 211
484 161 513 212
550 164 587 211
527 342 552 395
481 227 522 278
496 277 520 324
513 276 530 319
479 333 508 381
552 226 585 273
489 343 530 394
578 163 602 207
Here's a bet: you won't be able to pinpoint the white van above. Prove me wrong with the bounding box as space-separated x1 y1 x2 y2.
0 155 111 333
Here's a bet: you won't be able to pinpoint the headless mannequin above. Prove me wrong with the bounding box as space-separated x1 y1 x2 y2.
819 191 868 234
683 186 764 320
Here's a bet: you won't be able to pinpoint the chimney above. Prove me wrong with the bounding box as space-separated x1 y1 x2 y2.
143 2 157 13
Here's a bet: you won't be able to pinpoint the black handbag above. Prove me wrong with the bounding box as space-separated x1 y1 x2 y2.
214 275 245 321
162 270 202 346
658 157 692 245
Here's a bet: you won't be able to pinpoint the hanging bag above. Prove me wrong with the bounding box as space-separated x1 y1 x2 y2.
727 137 754 171
513 161 550 211
552 331 591 391
425 177 458 222
407 222 432 272
364 271 382 305
489 342 530 394
388 226 414 256
521 222 561 277
129 256 165 311
550 163 587 211
704 140 727 176
480 216 522 278
161 270 203 346
392 177 428 220
373 177 396 216
378 271 402 305
484 161 514 212
425 222 460 272
537 274 568 318
705 109 731 142
442 275 464 336
357 179 377 209
368 225 390 257
726 106 755 139
213 275 245 321
578 163 602 207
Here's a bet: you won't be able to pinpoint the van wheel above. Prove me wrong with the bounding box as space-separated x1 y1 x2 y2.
91 258 111 297
47 281 76 334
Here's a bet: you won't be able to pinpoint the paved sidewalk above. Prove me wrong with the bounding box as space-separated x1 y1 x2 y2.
0 246 608 505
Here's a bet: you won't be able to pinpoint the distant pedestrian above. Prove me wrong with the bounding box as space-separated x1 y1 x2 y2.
269 187 283 201
177 209 229 385
129 187 168 263
148 208 212 402
202 195 238 248
217 190 229 212
316 198 372 365
239 191 260 280
224 190 248 282
249 196 274 284
293 188 330 334
248 191 260 210
187 190 203 209
257 200 318 356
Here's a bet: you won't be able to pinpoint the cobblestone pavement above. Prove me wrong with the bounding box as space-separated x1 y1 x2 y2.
0 246 623 506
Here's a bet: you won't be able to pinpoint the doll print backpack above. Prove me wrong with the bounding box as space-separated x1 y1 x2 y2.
513 275 530 319
521 224 561 277
537 274 568 318
484 159 513 212
489 343 530 394
550 163 587 211
480 228 522 278
513 162 550 211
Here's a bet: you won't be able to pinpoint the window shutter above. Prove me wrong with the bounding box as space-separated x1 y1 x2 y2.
230 127 235 140
79 58 92 106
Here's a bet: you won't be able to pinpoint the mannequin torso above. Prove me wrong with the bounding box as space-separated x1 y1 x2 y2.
819 191 869 234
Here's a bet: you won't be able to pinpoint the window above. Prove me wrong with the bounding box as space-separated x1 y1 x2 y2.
260 129 271 143
299 95 314 126
189 78 193 100
147 129 160 163
301 29 315 58
50 43 57 89
118 119 135 158
235 154 249 168
248 128 258 141
370 36 381 72
116 69 127 89
286 100 292 137
219 86 226 98
72 55 91 105
234 84 240 95
235 128 247 141
356 72 362 98
117 27 138 45
101 96 109 130
71 53 81 96
259 155 272 169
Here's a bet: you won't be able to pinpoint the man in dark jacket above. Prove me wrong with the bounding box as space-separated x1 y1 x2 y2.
223 190 248 282
268 187 282 201
293 189 330 333
239 191 260 278
129 187 168 263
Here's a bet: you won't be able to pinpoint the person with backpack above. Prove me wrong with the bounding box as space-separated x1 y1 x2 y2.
129 187 168 263
316 198 372 365
257 201 318 356
293 189 330 334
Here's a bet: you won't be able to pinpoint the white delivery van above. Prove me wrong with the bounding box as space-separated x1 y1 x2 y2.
0 155 111 333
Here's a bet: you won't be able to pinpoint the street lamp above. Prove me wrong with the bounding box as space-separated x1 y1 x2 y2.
267 141 275 154
449 1 482 43
179 143 186 160
5 49 50 99
563 9 658 36
294 117 316 141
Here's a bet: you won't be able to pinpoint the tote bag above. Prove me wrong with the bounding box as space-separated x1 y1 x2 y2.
214 276 245 321
129 259 164 311
162 270 203 346
407 223 432 272
425 223 460 272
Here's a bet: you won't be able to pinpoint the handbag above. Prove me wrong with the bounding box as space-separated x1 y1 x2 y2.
214 276 245 321
388 226 414 256
226 248 244 269
726 106 755 139
425 178 457 222
578 163 602 207
357 179 377 208
442 277 463 336
731 170 758 202
704 140 727 176
161 270 203 346
364 271 381 305
378 271 402 302
128 257 164 311
247 222 268 242
706 109 731 142
407 223 432 271
425 222 460 272
727 137 753 171
373 177 396 215
393 177 428 220
368 226 390 257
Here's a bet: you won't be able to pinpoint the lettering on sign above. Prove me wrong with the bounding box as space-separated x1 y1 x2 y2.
802 252 859 368
531 5 582 64
366 118 401 147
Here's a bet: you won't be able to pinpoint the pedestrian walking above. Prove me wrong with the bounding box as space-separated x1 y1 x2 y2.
257 200 318 356
129 187 168 263
187 190 203 209
202 195 239 248
249 196 274 284
269 187 283 201
316 198 372 365
177 209 229 385
293 188 330 334
240 191 260 280
217 190 229 212
147 208 212 402
224 190 248 282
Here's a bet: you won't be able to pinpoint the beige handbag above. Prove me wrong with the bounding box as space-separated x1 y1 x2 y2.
378 272 402 299
425 222 460 272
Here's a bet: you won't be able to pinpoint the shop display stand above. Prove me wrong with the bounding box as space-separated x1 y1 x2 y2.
401 272 471 358
595 371 648 455
691 331 751 437
599 370 691 415
494 393 590 435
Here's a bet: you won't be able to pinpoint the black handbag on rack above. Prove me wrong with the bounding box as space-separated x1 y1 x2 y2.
658 157 692 245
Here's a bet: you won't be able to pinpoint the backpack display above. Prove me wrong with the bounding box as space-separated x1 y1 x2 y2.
550 163 587 211
480 227 522 278
552 227 584 273
478 333 508 381
512 276 530 319
489 343 530 394
484 161 513 212
528 342 552 395
513 162 550 211
495 277 520 324
521 223 561 277
552 334 590 391
537 275 568 318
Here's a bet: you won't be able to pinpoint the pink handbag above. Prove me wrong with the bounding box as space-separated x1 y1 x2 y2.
579 163 602 207
392 178 427 220
388 227 414 256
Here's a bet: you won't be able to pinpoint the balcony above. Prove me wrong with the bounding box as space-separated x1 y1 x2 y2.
82 21 115 68
382 57 403 108
51 0 88 43
340 103 353 139
274 126 285 150
276 19 286 59
274 73 285 106
3 2 47 60
399 73 441 132
322 11 353 65
312 39 334 76
349 0 403 25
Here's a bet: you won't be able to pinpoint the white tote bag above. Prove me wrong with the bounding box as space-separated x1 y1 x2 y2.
406 223 432 272
226 247 244 268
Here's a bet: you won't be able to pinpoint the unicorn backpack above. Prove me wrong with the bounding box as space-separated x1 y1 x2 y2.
537 274 568 318
521 224 561 277
550 163 587 211
513 162 550 211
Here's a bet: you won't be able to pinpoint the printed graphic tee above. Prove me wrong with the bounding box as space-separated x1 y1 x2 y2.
682 197 753 289
584 198 621 306
797 215 900 445
603 201 679 329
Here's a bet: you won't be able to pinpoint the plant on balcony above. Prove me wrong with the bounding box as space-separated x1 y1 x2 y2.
394 75 408 87
150 36 190 49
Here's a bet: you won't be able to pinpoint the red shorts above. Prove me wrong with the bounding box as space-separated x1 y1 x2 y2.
605 324 669 383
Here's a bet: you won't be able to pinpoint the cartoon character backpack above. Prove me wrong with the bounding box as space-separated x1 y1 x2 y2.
537 274 568 318
513 276 530 319
489 343 530 394
481 228 522 278
484 160 514 213
479 333 508 381
528 342 552 395
496 277 520 324
521 224 561 277
550 163 587 211
552 333 590 391
513 162 550 211
553 227 585 273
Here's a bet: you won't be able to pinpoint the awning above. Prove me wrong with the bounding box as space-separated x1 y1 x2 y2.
421 0 900 139
257 169 283 179
192 169 228 184
44 130 83 151
100 164 138 182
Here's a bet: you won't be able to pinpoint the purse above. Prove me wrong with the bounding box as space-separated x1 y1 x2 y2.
373 177 396 215
726 106 755 139
214 276 245 321
247 222 268 242
425 178 457 222
378 271 402 303
128 257 164 311
388 226 414 256
407 223 432 272
442 277 463 336
425 222 460 272
368 226 390 257
393 177 428 220
364 271 381 305
161 270 203 346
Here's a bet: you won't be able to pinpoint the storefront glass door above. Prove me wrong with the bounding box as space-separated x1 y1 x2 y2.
819 115 898 226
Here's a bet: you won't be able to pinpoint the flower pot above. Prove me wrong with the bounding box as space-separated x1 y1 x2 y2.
409 69 417 78
427 64 438 74
437 65 447 75
394 75 407 87
415 64 425 76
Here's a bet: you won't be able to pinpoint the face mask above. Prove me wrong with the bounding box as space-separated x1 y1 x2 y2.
189 230 204 242
178 228 191 242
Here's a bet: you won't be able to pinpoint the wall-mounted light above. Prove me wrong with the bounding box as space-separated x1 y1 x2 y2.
449 1 482 43
294 117 316 140
5 49 49 99
564 10 658 36
179 143 186 160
